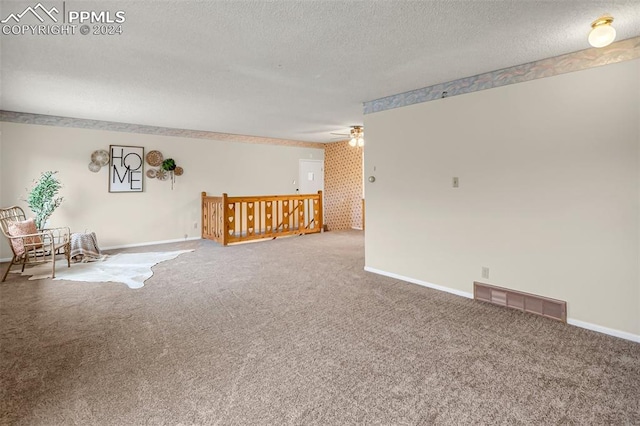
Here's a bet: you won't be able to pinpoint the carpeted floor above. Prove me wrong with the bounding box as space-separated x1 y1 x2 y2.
1 231 638 425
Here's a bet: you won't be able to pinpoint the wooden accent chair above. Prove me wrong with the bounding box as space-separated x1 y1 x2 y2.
0 206 70 282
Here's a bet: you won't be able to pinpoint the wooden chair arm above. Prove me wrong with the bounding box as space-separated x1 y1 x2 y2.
6 230 52 240
8 231 55 257
41 227 71 243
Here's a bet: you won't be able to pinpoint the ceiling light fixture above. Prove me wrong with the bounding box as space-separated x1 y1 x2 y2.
349 126 364 147
588 15 616 48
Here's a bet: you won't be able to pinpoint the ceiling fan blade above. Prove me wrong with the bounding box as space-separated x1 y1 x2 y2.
330 132 349 136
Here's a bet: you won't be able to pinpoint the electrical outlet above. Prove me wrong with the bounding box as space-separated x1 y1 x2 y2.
482 267 490 279
453 177 459 188
193 222 198 229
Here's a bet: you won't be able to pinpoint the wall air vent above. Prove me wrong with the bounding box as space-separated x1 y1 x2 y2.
473 282 566 323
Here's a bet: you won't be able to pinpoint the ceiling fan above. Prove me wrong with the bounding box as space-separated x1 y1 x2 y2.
330 125 364 147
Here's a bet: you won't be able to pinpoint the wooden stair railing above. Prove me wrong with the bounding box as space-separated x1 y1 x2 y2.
201 191 323 245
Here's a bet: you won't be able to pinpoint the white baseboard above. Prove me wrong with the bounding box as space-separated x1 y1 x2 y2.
567 318 640 343
101 236 201 251
363 266 474 299
364 265 640 344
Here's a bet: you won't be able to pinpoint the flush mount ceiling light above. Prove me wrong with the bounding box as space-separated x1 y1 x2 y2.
588 15 616 48
348 126 364 147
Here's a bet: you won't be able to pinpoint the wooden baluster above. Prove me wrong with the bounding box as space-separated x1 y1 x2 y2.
256 201 260 237
299 199 304 233
215 200 218 239
247 201 254 236
217 201 221 240
283 200 289 232
201 192 206 239
266 200 272 236
293 198 297 232
215 201 220 241
209 200 214 240
259 201 262 236
214 201 219 240
208 201 213 240
222 193 229 246
239 202 243 240
293 199 297 231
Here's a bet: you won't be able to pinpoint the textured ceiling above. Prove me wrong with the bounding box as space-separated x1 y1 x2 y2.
1 0 640 142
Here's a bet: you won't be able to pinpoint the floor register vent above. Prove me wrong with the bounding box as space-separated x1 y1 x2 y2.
473 282 566 323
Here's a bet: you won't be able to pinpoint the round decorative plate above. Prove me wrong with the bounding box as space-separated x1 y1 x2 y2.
146 169 157 179
146 150 163 167
91 149 109 166
174 166 184 176
88 161 101 172
156 169 168 181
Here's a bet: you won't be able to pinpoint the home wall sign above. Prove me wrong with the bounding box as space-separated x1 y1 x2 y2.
109 145 144 192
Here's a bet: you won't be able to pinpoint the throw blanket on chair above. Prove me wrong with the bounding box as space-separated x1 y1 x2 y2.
70 232 106 262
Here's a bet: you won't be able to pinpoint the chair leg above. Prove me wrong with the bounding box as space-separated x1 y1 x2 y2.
1 260 14 282
66 244 71 268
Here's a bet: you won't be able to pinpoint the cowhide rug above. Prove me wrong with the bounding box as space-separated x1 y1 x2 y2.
14 250 193 289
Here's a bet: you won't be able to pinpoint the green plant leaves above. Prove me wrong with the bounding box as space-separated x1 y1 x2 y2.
161 158 176 171
27 171 63 229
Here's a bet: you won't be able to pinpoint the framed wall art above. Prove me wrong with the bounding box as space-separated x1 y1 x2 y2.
109 145 144 192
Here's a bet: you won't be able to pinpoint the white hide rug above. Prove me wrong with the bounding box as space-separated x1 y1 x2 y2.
14 250 194 289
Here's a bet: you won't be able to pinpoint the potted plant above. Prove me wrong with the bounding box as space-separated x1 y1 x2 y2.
27 171 64 229
161 158 176 172
162 158 177 189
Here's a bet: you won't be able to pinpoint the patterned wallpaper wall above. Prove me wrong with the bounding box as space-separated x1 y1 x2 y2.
324 141 363 230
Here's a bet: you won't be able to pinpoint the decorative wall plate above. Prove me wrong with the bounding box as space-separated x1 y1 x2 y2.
91 149 110 166
88 161 101 172
156 169 168 180
146 150 163 167
174 166 184 176
146 169 157 178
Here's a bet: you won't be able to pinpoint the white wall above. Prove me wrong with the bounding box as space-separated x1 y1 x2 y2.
0 122 323 257
364 59 640 337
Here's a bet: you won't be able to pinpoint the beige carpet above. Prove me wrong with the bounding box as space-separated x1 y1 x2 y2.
0 231 638 425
